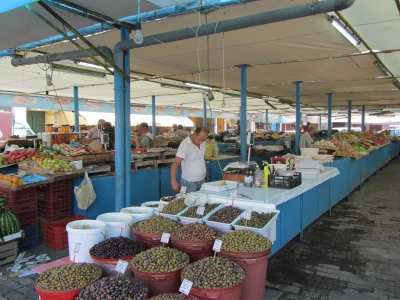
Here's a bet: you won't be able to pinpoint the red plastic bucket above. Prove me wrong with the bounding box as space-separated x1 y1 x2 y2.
90 254 135 278
184 278 244 300
219 246 271 259
219 252 270 300
170 237 214 262
148 293 198 299
35 285 84 300
133 229 169 249
130 266 184 297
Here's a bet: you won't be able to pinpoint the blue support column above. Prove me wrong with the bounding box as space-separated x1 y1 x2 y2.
240 65 247 162
265 109 269 130
319 115 322 131
203 100 207 128
152 95 156 137
328 93 333 139
361 105 365 132
347 100 352 133
121 27 131 207
295 82 301 155
73 86 79 133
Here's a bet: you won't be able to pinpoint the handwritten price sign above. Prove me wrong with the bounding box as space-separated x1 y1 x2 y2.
244 210 252 220
179 279 193 295
213 239 223 252
161 233 170 244
196 206 205 216
74 243 81 253
180 186 187 194
158 203 165 212
230 189 237 198
120 221 127 229
115 260 129 274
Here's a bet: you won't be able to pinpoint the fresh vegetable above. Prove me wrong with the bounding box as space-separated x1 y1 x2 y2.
0 210 20 238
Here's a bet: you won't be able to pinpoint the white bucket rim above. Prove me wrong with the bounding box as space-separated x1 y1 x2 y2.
66 220 107 234
96 212 134 225
120 206 153 215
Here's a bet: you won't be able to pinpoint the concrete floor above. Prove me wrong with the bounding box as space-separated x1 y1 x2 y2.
1 157 399 300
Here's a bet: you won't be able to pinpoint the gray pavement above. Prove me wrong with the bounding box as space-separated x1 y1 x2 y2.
1 157 399 299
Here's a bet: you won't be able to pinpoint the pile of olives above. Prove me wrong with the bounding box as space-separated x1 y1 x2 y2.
208 206 243 223
151 294 199 300
221 230 272 252
36 263 101 291
131 247 189 273
162 198 187 215
182 257 245 289
171 223 220 241
133 216 180 234
90 236 144 259
76 277 148 300
180 203 220 218
235 212 277 228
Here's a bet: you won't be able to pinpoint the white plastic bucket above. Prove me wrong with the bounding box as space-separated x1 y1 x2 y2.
120 206 154 224
66 220 107 263
96 212 134 239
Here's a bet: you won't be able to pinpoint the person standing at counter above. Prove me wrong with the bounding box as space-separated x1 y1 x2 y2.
171 127 209 193
132 124 153 148
87 119 105 138
301 122 311 134
300 127 316 148
177 124 188 139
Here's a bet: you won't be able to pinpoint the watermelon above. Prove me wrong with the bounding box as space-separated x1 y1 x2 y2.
0 210 20 238
0 195 6 213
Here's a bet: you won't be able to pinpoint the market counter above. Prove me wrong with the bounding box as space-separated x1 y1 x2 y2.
205 155 240 161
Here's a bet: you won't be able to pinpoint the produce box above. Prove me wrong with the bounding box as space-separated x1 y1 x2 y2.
70 152 112 165
38 179 72 222
0 241 18 266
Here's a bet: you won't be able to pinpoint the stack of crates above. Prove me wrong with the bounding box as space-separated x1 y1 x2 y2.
0 187 39 249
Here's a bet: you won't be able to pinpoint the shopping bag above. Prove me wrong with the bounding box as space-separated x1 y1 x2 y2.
74 172 96 210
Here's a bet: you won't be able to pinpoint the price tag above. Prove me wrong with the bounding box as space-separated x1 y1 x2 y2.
180 186 187 194
212 239 223 252
74 243 81 253
244 210 252 221
161 233 170 244
115 260 129 274
179 279 194 295
120 221 127 229
230 189 237 198
196 206 205 216
158 203 165 212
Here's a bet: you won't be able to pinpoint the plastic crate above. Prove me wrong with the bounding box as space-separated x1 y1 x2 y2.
38 217 46 239
44 216 89 250
18 226 38 249
16 209 38 229
0 187 37 214
268 172 302 189
37 180 72 222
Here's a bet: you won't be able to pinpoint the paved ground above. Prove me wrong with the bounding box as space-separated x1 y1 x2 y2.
1 157 399 299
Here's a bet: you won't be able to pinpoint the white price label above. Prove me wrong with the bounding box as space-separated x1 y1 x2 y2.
180 186 187 194
74 243 81 253
115 260 129 274
161 233 170 244
120 221 127 229
196 206 206 216
244 210 252 221
212 239 223 252
230 189 237 198
179 279 194 295
158 203 165 212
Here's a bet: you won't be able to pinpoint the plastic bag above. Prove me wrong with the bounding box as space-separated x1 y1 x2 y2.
74 172 96 210
204 143 214 159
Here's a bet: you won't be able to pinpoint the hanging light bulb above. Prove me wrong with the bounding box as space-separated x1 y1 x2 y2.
134 22 143 44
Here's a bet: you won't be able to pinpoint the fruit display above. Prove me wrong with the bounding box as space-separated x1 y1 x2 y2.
35 263 102 291
89 236 144 259
131 247 189 273
208 206 244 224
56 143 76 156
76 277 149 300
235 212 277 228
181 257 245 289
161 198 187 215
0 155 8 166
39 158 74 172
220 230 272 252
372 136 389 146
180 203 221 218
0 201 20 238
4 150 36 164
132 216 180 234
151 294 199 300
171 223 220 241
0 174 24 186
314 140 336 148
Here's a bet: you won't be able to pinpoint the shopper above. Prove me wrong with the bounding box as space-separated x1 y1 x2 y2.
87 119 105 138
177 124 188 139
102 122 115 150
171 127 209 193
140 122 154 140
301 122 310 134
300 127 316 148
133 123 153 148
169 124 178 137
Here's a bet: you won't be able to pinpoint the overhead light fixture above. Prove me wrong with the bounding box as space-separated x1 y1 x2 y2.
185 83 212 90
160 83 191 91
51 64 107 78
393 80 400 90
369 111 394 116
264 100 277 110
329 16 360 46
357 108 383 112
75 61 114 72
374 62 390 77
134 22 144 45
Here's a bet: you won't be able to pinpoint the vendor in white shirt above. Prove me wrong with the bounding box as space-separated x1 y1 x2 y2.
300 127 316 148
171 127 209 193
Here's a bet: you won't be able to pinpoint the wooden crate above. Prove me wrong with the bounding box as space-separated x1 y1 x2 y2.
156 158 175 168
131 152 161 162
0 241 18 266
132 160 157 171
160 149 177 159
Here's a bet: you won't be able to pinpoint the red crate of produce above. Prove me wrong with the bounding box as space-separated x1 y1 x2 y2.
44 216 89 250
0 187 37 214
17 209 38 229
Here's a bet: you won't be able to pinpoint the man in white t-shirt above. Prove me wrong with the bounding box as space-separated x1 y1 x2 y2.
171 127 209 193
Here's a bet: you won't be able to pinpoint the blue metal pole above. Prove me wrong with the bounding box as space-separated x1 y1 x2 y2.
203 100 207 128
152 95 156 137
319 115 322 131
265 109 269 130
347 100 352 133
121 27 131 208
328 93 333 139
240 65 247 162
361 105 365 132
295 82 301 155
73 86 79 133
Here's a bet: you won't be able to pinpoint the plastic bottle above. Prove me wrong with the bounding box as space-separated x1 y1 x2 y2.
253 166 263 188
262 160 269 187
